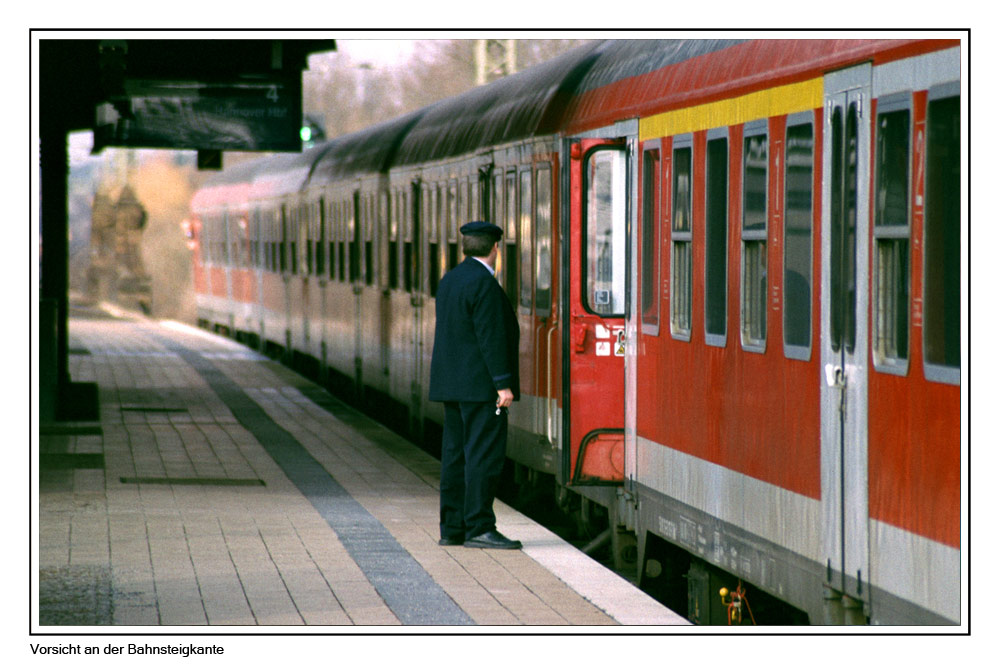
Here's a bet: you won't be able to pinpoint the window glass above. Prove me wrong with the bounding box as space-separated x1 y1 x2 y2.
585 148 627 316
504 172 518 309
447 181 458 271
519 170 533 309
784 121 813 353
873 104 911 367
535 166 552 314
705 135 728 342
671 142 692 336
741 128 768 347
428 185 439 295
641 148 660 330
924 93 960 375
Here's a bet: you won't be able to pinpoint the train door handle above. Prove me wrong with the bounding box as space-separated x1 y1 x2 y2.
824 364 845 388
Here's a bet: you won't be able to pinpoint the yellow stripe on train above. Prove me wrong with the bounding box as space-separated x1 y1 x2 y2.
638 77 824 140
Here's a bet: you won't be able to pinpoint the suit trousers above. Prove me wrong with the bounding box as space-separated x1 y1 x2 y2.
439 401 508 540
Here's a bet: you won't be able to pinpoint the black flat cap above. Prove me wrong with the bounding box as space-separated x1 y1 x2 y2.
460 221 503 240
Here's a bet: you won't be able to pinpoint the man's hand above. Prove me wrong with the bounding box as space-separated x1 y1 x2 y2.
496 388 514 409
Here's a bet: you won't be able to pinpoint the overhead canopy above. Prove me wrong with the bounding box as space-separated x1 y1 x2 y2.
39 39 336 153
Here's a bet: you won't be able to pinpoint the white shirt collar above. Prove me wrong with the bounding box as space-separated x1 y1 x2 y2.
472 256 495 276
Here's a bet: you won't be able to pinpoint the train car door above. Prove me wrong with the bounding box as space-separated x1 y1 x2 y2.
820 64 872 621
565 138 630 485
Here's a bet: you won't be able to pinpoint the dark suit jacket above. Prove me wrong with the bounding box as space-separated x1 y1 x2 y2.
428 256 520 403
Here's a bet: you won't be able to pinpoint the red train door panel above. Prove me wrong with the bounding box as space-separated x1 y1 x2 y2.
567 139 629 484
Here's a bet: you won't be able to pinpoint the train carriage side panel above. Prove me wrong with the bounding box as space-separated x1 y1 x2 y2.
865 47 961 624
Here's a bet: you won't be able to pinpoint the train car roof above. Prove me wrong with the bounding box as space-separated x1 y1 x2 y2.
392 41 604 166
560 38 957 133
191 147 323 211
309 109 426 183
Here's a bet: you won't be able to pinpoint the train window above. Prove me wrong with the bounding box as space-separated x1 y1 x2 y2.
535 165 552 315
280 207 289 274
379 190 390 290
585 147 627 317
262 212 270 272
493 173 503 228
447 180 459 271
289 207 299 274
923 86 960 383
671 136 693 339
458 177 468 227
328 205 334 279
705 130 729 346
349 194 359 282
303 204 314 275
741 123 768 350
406 184 418 293
504 171 518 309
873 95 911 372
470 176 480 224
315 202 325 277
784 116 814 359
427 184 439 296
641 144 661 333
334 203 344 282
275 211 282 273
388 190 399 290
365 194 376 286
519 169 534 310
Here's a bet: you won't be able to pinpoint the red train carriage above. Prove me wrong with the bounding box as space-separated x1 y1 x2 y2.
186 37 964 625
557 39 961 624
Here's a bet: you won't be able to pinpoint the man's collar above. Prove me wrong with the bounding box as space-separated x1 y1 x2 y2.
472 256 495 276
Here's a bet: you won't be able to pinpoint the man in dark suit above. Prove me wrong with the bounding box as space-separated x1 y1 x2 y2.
429 221 522 549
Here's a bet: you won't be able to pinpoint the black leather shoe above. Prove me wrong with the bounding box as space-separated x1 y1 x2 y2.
438 535 464 546
464 530 522 550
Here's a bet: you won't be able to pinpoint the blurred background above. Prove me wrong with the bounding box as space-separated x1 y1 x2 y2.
66 38 592 323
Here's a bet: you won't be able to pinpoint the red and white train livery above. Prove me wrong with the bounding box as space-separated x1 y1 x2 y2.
187 38 963 625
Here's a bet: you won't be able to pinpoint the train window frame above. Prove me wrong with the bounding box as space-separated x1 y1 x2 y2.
366 192 377 286
783 113 815 361
640 140 661 336
338 200 347 282
535 163 553 317
427 182 440 296
406 182 418 294
704 128 729 348
280 205 289 274
670 134 693 341
447 179 459 271
388 189 400 291
315 200 326 278
502 170 518 309
582 145 628 318
740 120 769 353
378 189 390 291
923 82 961 385
471 174 481 224
303 202 314 276
872 92 912 376
518 168 534 312
328 202 336 281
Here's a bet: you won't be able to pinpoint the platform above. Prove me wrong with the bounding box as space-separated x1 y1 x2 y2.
36 301 686 629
